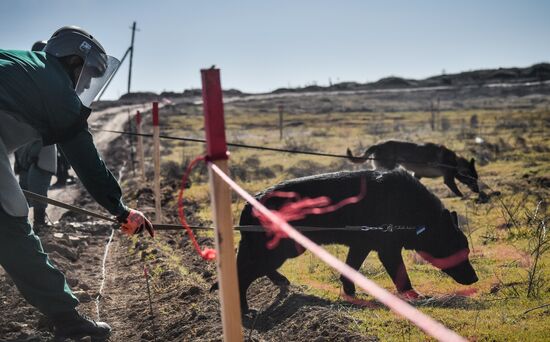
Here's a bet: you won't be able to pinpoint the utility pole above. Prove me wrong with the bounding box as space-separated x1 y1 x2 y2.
128 21 138 94
96 21 139 101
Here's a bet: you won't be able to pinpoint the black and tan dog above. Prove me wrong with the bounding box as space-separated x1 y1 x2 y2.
347 140 479 197
233 169 478 313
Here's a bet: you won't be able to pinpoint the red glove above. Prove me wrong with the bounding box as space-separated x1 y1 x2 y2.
118 209 154 237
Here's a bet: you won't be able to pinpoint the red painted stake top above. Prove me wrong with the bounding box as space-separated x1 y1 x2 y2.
136 110 141 125
201 68 228 161
152 102 159 126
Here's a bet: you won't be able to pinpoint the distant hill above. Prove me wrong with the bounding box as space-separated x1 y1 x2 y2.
272 62 550 93
112 62 550 102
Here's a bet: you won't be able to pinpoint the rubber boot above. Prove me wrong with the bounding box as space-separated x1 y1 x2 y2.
52 311 111 341
51 177 67 189
33 207 49 234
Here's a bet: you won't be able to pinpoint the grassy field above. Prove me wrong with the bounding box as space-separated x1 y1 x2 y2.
146 96 549 341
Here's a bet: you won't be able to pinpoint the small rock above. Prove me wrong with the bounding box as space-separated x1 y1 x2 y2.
141 330 154 340
42 243 79 262
12 312 26 321
74 290 92 303
160 270 175 280
90 225 111 236
15 331 29 339
8 321 26 332
179 286 202 299
68 235 83 247
66 278 79 287
79 282 90 291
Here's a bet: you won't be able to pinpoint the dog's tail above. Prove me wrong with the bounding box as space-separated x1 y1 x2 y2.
346 145 377 164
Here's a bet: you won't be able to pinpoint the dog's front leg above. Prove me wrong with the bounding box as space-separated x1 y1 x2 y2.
444 173 463 197
340 246 370 296
378 248 414 294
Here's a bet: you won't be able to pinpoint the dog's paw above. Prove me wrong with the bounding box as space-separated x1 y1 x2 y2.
399 289 422 301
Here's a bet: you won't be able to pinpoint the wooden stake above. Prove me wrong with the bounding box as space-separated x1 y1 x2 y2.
127 109 136 176
152 102 162 224
278 104 284 140
201 68 243 342
136 111 145 180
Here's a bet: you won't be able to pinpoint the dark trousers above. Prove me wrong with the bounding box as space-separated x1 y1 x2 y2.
0 207 79 316
18 164 53 211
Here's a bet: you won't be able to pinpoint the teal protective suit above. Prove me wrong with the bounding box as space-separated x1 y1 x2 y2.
0 49 128 317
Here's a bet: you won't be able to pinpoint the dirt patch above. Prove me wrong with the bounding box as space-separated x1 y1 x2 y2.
0 217 375 341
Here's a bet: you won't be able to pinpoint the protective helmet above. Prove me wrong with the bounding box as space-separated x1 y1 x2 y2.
31 40 47 52
44 26 120 108
44 26 105 60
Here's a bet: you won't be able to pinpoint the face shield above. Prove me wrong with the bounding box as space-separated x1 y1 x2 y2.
75 52 120 108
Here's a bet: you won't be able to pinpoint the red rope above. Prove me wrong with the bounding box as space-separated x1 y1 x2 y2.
177 155 216 261
253 177 367 249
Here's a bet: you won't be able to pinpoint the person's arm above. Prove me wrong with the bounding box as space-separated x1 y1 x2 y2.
57 127 128 217
58 126 154 237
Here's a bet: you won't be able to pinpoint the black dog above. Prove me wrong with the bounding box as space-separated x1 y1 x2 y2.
235 169 478 312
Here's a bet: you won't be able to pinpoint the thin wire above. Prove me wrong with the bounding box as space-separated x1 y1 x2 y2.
96 228 115 320
94 127 512 199
93 128 463 170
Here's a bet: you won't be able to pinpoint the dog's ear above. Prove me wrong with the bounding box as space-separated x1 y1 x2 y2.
470 158 475 166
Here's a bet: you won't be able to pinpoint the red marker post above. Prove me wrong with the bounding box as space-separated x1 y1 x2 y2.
136 111 145 180
152 102 162 223
201 68 243 341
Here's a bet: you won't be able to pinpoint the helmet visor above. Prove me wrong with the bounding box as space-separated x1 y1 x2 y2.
75 53 120 107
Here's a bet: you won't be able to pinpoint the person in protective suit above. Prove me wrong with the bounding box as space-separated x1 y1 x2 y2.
0 27 154 341
13 40 57 232
52 149 76 188
14 139 57 229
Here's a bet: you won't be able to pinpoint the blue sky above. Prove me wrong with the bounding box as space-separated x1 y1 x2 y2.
1 0 549 99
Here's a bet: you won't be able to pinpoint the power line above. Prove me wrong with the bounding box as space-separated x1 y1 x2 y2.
92 128 460 169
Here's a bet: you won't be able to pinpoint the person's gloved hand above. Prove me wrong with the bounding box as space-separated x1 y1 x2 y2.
117 209 154 237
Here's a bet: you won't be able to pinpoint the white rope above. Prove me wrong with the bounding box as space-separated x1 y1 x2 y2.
95 228 115 320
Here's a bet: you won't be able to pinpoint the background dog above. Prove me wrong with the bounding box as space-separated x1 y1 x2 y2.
347 140 479 197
